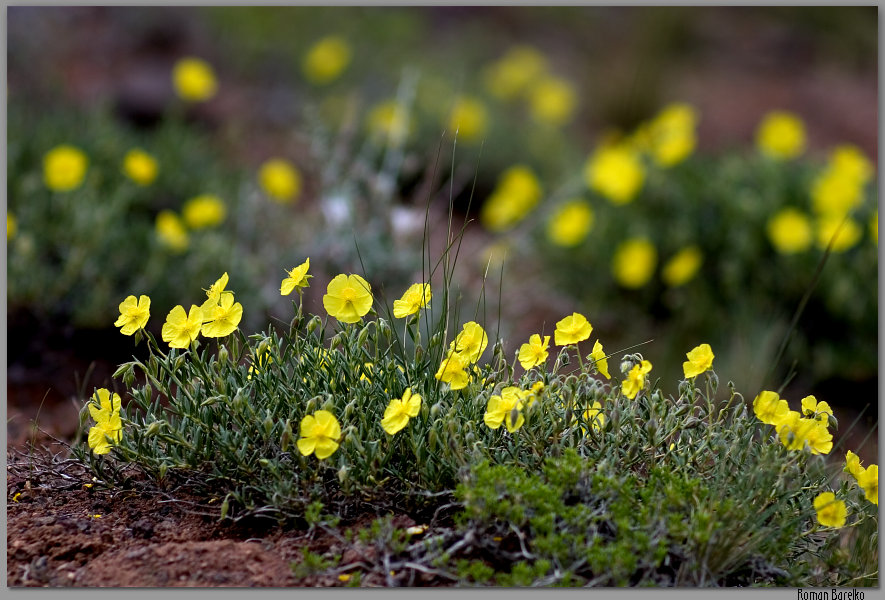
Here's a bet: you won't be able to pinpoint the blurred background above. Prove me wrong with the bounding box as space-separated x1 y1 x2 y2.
6 6 878 461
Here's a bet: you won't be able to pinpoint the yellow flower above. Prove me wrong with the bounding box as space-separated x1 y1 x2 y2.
201 272 231 311
7 213 17 240
554 312 592 346
448 96 488 142
367 100 413 145
816 215 861 252
43 145 88 192
621 360 652 400
201 292 243 338
662 245 702 287
584 144 645 205
756 111 806 160
393 283 432 319
450 321 489 363
800 395 833 425
813 492 847 528
281 258 312 296
632 103 699 168
612 238 657 288
381 388 422 435
682 343 714 379
479 165 543 232
752 391 790 426
161 305 204 349
582 401 605 433
810 168 865 217
518 334 550 370
182 194 226 230
767 207 812 254
259 158 302 204
777 411 831 454
856 465 878 505
172 57 218 102
547 200 594 247
829 144 873 186
845 450 864 479
87 388 122 455
483 45 547 100
589 340 610 379
323 274 373 324
155 210 189 253
114 295 150 336
122 148 159 186
303 36 351 85
434 351 470 391
297 410 341 459
484 387 525 432
527 76 577 127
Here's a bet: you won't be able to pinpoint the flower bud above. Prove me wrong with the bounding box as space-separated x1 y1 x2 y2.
428 332 442 349
338 465 349 483
281 420 292 453
145 421 163 437
263 414 274 437
256 338 270 359
158 463 168 480
430 403 442 418
357 324 371 347
322 397 335 412
429 428 439 451
378 318 392 340
620 360 632 375
306 315 322 335
217 345 229 364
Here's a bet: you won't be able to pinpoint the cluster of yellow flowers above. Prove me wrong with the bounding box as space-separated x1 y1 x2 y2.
479 165 544 233
753 391 834 455
483 45 578 127
87 388 123 455
811 447 879 529
113 272 245 347
765 120 875 256
435 322 489 391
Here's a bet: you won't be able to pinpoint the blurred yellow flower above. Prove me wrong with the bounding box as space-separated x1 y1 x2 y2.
813 492 846 528
589 340 610 379
484 386 525 432
201 292 243 338
450 321 489 363
161 304 204 349
662 245 702 287
303 36 351 85
547 200 594 247
682 343 714 379
381 388 422 435
810 168 865 217
367 100 413 146
518 334 550 370
554 312 592 346
752 390 790 426
434 351 470 390
297 410 341 459
582 400 605 434
393 283 432 319
480 165 543 232
323 273 373 324
816 215 861 252
829 144 873 185
259 158 302 204
612 237 657 288
448 96 488 142
621 360 652 400
182 194 226 230
172 57 218 102
584 144 645 205
527 76 577 127
281 258 312 296
483 45 547 100
755 110 806 160
43 145 89 192
7 213 16 240
766 207 812 254
637 103 698 167
155 210 189 253
122 148 159 186
856 464 878 505
114 295 150 336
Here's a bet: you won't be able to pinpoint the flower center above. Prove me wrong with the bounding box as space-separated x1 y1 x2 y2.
340 287 358 302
